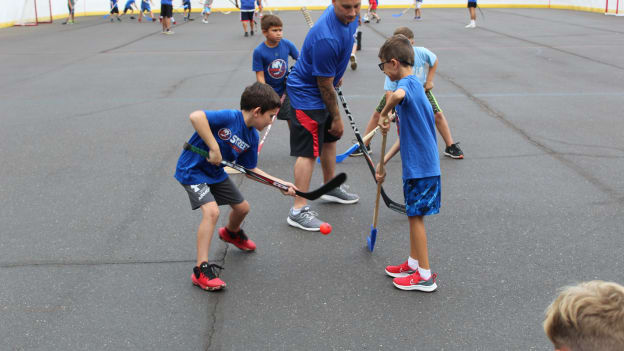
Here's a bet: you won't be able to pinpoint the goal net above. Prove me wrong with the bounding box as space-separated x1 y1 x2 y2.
14 0 53 26
605 0 624 15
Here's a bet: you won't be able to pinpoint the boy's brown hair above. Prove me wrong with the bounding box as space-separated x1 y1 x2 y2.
261 14 282 31
393 26 414 40
543 280 624 351
378 34 414 67
240 82 281 113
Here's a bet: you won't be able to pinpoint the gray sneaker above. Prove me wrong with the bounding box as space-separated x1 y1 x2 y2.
320 184 359 204
287 206 324 231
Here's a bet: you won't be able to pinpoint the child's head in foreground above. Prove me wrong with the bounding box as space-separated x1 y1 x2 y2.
240 82 281 129
543 280 624 351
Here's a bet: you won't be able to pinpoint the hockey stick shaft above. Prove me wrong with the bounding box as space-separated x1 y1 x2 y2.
335 88 406 214
257 93 286 154
182 143 345 200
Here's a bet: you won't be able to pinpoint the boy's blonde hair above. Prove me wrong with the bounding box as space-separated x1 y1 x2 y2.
378 34 414 67
543 280 624 351
393 26 414 40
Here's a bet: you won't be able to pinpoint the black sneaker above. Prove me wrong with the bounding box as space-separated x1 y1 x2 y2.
444 142 464 159
244 32 249 37
250 30 254 36
350 144 371 157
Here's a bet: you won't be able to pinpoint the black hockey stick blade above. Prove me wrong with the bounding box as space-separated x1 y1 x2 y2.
335 88 406 214
303 173 346 200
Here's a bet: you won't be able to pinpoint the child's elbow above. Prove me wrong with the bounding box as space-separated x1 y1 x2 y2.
189 110 204 123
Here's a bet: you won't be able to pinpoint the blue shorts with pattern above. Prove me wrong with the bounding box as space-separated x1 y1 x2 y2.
403 176 441 217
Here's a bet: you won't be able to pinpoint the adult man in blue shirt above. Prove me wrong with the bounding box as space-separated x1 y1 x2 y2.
285 0 361 231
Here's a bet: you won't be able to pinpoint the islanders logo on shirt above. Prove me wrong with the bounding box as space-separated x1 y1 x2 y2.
218 128 232 141
268 59 287 80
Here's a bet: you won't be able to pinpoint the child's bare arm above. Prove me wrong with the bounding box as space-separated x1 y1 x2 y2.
255 71 265 84
189 111 222 165
379 89 405 133
425 59 438 91
248 167 298 196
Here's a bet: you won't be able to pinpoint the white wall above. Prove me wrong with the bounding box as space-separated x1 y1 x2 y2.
1 0 613 27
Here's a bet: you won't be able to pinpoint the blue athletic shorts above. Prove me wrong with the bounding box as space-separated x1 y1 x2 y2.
403 176 441 217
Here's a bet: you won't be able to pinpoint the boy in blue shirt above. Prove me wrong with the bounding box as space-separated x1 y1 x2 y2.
182 0 193 21
110 0 122 22
253 15 299 129
235 0 255 37
138 0 156 22
121 0 138 19
160 0 174 34
376 34 440 292
356 26 463 159
175 83 297 291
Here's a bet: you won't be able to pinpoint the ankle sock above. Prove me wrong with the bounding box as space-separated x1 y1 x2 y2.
418 267 431 280
408 256 419 270
290 207 302 216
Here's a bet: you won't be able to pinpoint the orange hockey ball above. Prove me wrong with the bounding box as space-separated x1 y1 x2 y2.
320 223 332 235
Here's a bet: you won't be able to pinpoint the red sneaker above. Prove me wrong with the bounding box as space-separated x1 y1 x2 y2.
218 227 256 252
192 262 226 291
385 260 416 278
393 272 438 292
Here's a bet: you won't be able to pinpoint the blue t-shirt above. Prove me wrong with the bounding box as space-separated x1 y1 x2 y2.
252 39 299 96
240 0 255 11
161 0 173 5
286 5 358 110
384 47 437 91
395 76 440 180
111 0 119 7
125 0 135 8
175 110 259 185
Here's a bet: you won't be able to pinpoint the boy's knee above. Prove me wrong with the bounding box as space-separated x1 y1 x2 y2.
201 205 220 222
233 200 250 215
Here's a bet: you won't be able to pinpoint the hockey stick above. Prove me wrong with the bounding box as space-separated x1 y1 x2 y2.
183 142 346 200
317 126 379 164
369 120 388 252
391 7 411 17
257 93 286 154
336 88 406 214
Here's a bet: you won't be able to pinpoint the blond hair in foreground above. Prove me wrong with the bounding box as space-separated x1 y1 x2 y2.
543 280 624 351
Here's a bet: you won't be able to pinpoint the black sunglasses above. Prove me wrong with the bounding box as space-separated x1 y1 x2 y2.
378 59 413 71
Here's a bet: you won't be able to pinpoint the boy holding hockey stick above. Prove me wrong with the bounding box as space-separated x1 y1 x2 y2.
175 82 297 291
376 34 440 292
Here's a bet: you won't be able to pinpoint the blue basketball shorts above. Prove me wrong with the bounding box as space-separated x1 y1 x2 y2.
403 176 441 217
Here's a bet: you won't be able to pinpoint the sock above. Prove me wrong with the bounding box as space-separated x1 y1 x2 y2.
407 256 419 271
290 207 302 216
418 267 432 280
470 20 475 25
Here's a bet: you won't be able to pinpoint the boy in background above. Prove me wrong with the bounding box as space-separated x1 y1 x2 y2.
543 280 624 351
183 0 193 21
355 26 463 159
110 0 122 22
376 34 440 292
160 0 174 34
62 0 75 24
175 83 297 291
202 0 213 23
252 15 299 129
138 0 156 22
235 0 256 37
121 0 138 19
466 0 477 28
414 0 423 20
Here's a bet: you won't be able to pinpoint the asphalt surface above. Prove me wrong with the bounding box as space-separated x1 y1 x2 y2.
1 7 624 351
